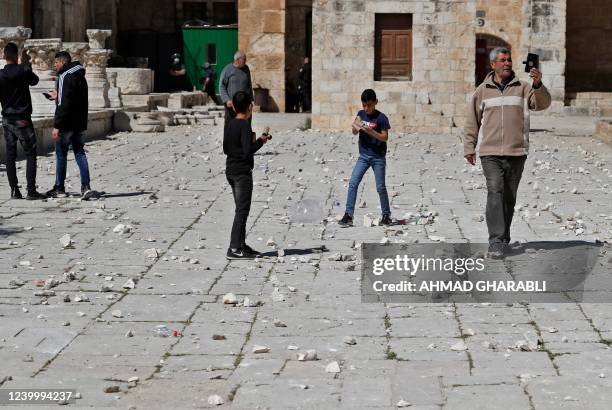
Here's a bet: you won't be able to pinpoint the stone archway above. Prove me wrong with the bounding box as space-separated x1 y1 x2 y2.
475 33 510 86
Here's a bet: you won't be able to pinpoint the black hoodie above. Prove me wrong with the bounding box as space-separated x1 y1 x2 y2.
0 63 39 120
55 61 88 131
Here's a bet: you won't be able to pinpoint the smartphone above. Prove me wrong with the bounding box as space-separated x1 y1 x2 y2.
42 92 53 100
523 53 539 73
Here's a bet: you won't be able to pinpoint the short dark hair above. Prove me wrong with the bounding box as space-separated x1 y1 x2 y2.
361 89 377 103
232 91 253 114
3 42 18 62
54 51 72 64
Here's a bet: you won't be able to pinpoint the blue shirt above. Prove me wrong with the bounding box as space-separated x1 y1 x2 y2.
356 110 390 157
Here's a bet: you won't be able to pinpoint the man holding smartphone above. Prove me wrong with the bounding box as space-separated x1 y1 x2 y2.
464 47 551 258
0 42 46 200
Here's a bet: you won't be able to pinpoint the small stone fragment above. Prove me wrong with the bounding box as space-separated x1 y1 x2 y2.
397 399 412 407
103 385 120 393
59 234 73 248
212 334 226 340
325 361 341 373
274 320 287 328
343 336 357 345
252 345 270 354
207 395 224 406
143 248 159 258
223 293 238 304
297 349 317 361
111 310 123 318
450 340 468 351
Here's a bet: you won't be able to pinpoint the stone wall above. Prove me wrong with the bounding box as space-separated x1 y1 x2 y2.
238 0 286 112
528 0 566 108
476 0 524 52
312 0 475 134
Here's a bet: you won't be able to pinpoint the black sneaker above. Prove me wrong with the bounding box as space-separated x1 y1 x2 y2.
338 213 353 227
380 215 393 226
242 244 262 258
226 248 256 260
10 186 23 199
487 242 506 259
26 190 46 200
46 187 66 198
81 186 95 201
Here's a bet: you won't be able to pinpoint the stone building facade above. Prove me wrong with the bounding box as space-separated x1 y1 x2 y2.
236 0 610 133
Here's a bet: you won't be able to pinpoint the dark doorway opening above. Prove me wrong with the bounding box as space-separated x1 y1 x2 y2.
475 34 510 87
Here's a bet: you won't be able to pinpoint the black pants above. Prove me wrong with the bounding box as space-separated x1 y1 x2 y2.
2 118 37 192
205 84 220 105
227 173 253 249
481 155 526 244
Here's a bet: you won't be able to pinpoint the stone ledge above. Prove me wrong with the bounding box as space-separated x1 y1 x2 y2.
594 119 612 145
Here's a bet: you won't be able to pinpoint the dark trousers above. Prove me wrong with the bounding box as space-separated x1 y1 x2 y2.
227 173 253 249
205 84 220 105
2 118 37 192
481 155 527 244
54 130 90 191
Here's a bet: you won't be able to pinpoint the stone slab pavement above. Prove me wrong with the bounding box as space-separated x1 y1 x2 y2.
0 113 611 409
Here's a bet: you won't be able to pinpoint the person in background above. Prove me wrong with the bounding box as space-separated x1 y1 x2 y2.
219 50 253 129
201 62 220 105
0 42 45 200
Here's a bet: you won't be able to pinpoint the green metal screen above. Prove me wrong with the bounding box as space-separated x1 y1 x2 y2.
182 26 238 92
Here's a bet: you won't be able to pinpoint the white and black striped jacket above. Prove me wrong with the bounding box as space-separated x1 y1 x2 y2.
54 61 88 131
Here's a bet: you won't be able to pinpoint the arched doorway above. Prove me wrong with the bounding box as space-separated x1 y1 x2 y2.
475 34 511 86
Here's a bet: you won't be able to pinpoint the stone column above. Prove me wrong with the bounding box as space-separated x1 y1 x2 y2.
63 42 89 65
84 48 111 109
107 71 123 108
24 38 62 117
84 29 113 109
0 26 32 68
86 29 112 49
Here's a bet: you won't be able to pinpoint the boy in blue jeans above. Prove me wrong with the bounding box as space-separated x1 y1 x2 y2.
339 89 392 227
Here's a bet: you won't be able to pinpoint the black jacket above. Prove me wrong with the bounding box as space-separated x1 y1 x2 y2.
0 63 39 120
223 118 263 174
55 61 88 131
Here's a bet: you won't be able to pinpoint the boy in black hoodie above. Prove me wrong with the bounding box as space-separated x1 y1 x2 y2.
0 42 45 199
223 91 270 259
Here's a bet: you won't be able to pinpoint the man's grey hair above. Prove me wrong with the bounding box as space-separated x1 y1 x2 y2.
489 47 511 63
233 50 245 61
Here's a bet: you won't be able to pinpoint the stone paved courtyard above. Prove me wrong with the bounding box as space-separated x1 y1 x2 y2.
1 114 611 409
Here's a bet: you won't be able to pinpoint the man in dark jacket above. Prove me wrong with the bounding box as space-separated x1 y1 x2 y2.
0 42 45 199
45 51 94 200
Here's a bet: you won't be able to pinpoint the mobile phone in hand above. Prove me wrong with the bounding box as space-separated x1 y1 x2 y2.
523 53 539 73
42 92 53 100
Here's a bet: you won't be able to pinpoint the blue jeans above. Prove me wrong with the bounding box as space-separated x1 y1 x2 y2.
345 154 390 216
54 130 90 190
